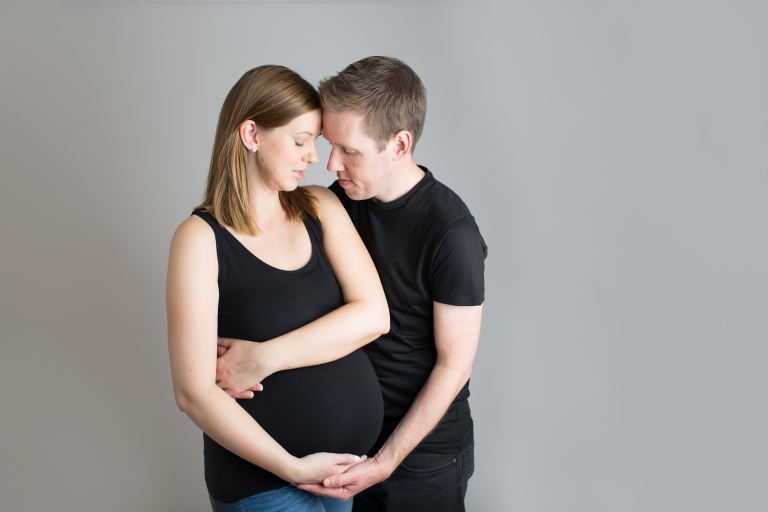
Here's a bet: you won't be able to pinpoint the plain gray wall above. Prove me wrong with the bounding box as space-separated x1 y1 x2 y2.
1 1 766 510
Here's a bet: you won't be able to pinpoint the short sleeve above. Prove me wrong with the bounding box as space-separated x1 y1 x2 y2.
430 215 488 306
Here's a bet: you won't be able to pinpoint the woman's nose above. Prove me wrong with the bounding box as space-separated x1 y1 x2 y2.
305 143 319 165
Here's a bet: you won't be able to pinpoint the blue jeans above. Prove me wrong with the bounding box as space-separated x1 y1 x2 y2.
353 442 474 512
209 486 352 512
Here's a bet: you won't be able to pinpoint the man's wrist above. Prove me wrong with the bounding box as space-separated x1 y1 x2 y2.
371 450 399 479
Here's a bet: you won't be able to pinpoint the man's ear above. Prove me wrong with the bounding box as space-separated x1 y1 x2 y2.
391 130 413 160
239 120 260 153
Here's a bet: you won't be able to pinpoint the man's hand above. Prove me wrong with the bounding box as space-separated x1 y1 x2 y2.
293 456 391 501
216 337 271 398
288 453 367 485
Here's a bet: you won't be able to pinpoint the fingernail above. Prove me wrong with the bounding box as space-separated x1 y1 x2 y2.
353 455 360 461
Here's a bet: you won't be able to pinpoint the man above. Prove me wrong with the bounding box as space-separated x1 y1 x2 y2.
219 56 487 511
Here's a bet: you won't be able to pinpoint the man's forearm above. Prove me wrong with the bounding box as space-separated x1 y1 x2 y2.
374 303 481 473
373 359 472 474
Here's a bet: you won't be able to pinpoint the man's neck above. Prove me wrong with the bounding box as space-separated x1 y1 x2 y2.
373 161 426 203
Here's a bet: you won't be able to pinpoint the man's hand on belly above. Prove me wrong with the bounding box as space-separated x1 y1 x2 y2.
216 337 272 398
294 456 392 500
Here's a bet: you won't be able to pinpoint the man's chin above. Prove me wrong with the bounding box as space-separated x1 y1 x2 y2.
340 182 365 200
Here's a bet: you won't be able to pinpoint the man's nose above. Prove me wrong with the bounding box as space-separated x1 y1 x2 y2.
327 148 343 172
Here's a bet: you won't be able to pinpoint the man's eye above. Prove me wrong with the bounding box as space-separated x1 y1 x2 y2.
343 149 354 155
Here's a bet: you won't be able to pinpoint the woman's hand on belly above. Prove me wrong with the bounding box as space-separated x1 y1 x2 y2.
286 453 367 484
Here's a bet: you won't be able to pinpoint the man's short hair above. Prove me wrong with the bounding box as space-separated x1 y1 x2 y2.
319 56 427 152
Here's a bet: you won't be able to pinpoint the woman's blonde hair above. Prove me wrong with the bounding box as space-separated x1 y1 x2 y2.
197 65 320 235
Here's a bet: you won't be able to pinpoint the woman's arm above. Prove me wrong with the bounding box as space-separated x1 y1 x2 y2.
167 215 363 482
216 187 389 396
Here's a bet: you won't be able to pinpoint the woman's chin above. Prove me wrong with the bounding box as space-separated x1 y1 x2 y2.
281 181 301 192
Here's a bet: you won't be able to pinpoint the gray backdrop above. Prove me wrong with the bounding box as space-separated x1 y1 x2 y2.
1 1 766 511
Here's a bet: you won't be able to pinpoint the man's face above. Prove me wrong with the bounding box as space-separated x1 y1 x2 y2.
322 110 393 201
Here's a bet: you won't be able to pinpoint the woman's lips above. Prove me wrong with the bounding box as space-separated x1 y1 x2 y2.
293 170 304 179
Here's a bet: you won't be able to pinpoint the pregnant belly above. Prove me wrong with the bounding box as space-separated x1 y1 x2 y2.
238 348 383 457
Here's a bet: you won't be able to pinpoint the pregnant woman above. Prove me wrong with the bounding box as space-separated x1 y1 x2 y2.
166 66 387 511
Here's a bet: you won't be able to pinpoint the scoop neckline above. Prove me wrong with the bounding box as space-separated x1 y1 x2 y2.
219 217 318 274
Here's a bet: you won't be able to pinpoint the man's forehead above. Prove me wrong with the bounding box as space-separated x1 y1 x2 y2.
323 110 363 126
323 111 370 141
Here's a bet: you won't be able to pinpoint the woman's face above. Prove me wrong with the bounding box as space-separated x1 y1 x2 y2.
253 109 322 191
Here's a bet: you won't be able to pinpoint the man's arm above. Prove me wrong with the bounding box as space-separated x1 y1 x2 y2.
295 302 482 500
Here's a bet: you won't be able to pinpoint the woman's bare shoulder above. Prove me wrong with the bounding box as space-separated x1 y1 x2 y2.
170 215 216 255
303 184 337 201
303 185 343 219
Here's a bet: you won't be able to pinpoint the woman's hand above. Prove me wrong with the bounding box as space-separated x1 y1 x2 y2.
216 338 273 398
288 452 367 484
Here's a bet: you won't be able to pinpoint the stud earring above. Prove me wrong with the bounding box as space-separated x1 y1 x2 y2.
251 146 257 153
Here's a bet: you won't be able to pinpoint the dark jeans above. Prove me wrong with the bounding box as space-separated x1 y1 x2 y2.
353 442 474 512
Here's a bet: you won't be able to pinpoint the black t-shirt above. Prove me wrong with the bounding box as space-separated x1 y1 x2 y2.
330 167 487 455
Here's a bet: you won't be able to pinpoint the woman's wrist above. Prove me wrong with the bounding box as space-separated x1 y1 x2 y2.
241 339 278 380
258 337 288 374
274 452 302 482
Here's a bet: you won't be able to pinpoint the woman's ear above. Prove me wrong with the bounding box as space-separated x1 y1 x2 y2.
239 120 260 153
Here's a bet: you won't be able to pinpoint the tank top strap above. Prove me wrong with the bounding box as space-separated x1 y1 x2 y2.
191 209 230 283
192 209 223 232
303 215 324 248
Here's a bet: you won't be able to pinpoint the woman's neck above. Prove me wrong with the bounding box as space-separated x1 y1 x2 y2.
245 168 287 233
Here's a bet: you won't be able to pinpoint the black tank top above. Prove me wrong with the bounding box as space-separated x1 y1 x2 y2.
193 210 383 503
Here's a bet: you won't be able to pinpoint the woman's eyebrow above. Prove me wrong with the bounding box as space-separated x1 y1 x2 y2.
293 131 316 136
